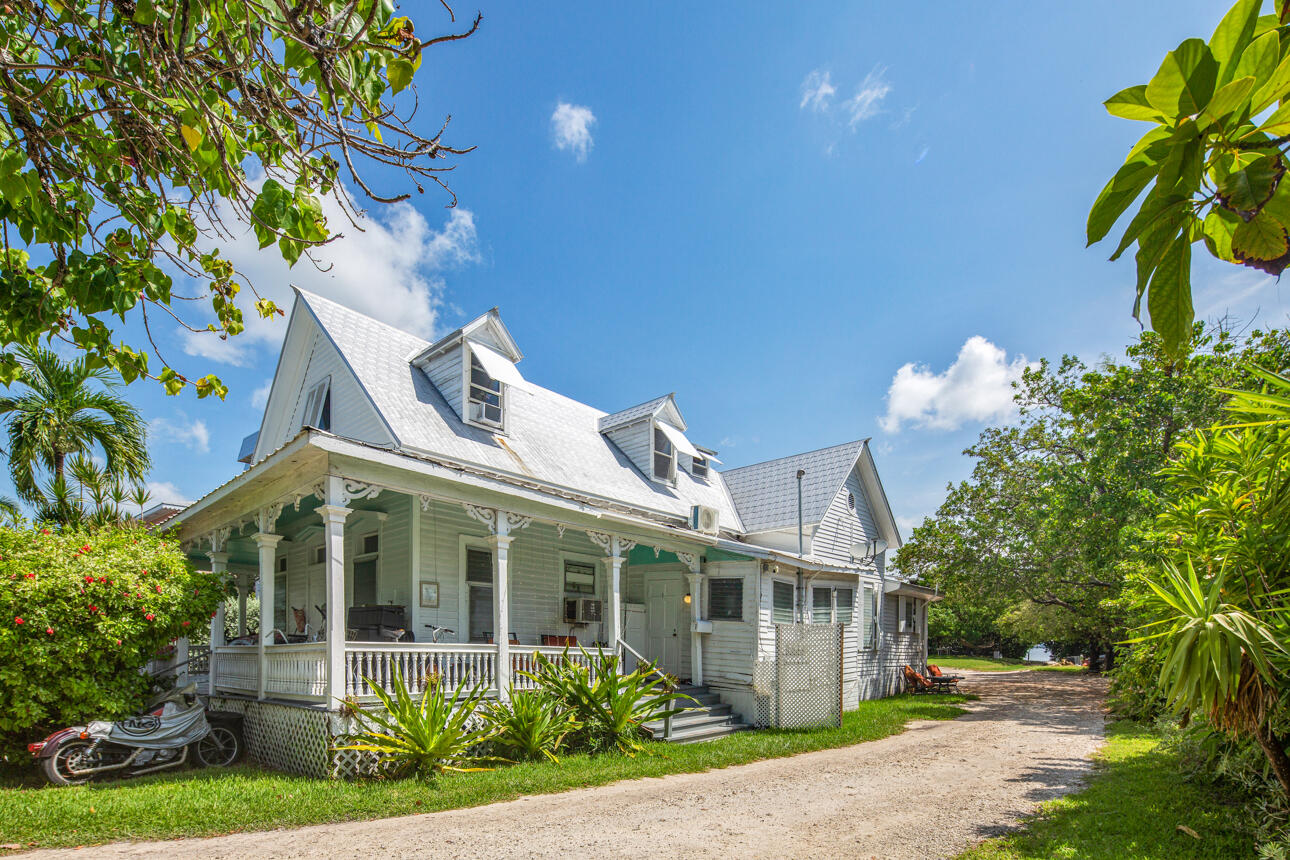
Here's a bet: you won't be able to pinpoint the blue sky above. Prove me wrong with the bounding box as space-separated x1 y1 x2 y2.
7 1 1289 538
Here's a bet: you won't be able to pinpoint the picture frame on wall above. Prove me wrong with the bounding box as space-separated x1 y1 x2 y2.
419 580 439 608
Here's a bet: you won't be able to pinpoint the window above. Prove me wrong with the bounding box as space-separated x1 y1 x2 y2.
277 556 287 574
691 455 709 480
362 533 379 555
652 425 675 482
467 352 503 427
897 595 920 634
466 548 493 583
812 587 833 623
300 378 331 431
353 531 379 606
708 577 743 621
772 580 795 624
836 588 854 624
563 561 597 596
311 545 326 566
465 547 494 642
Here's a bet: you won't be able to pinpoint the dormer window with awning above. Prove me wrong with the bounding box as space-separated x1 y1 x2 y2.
466 342 523 431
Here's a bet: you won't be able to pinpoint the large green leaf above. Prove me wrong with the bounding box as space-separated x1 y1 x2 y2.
1215 154 1284 217
1198 75 1256 128
1145 39 1219 117
1210 0 1262 85
1232 29 1280 83
1104 85 1166 122
1110 191 1188 261
1251 50 1290 113
1257 100 1290 137
1146 233 1194 357
1202 208 1242 262
1087 157 1160 245
1232 211 1289 260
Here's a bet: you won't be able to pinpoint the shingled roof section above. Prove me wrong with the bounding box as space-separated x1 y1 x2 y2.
721 440 867 534
597 395 674 433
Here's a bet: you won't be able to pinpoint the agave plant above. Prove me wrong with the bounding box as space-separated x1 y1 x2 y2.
483 688 580 763
520 647 694 755
334 666 500 779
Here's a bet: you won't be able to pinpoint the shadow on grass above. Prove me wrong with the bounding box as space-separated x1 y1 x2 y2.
960 722 1254 860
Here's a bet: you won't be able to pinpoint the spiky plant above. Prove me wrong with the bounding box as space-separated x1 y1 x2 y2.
483 688 580 764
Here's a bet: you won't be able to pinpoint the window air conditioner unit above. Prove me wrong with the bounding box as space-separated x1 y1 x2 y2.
564 597 603 625
690 504 720 535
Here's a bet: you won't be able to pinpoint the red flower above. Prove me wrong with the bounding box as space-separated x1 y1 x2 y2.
155 585 162 593
115 639 122 646
145 613 155 621
24 573 35 579
80 545 90 553
14 617 23 625
45 627 53 635
40 528 49 535
181 621 190 627
84 575 94 583
135 592 141 599
88 605 98 613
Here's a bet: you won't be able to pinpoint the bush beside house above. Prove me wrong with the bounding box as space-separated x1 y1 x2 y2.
0 525 222 757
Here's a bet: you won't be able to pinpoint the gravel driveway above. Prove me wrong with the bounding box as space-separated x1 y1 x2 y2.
32 670 1107 860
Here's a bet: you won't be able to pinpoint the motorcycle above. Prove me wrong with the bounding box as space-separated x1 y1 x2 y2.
27 683 245 786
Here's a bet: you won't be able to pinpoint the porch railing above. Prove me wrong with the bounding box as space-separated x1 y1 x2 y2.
264 642 328 701
212 645 259 695
345 643 497 698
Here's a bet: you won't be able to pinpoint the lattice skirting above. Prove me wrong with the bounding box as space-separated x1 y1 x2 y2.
210 696 381 779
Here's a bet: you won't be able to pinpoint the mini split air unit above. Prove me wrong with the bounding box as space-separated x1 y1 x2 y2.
564 597 603 625
690 504 720 535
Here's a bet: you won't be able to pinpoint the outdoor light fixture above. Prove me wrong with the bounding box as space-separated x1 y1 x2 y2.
683 592 692 605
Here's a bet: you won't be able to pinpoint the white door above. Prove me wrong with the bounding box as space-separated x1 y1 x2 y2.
623 604 647 672
646 575 688 677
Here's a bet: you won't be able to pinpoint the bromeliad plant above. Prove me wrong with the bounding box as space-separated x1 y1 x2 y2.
519 648 694 755
483 689 580 764
334 667 501 780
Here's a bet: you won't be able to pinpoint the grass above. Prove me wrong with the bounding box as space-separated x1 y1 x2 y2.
931 656 1086 673
958 721 1253 860
0 693 969 850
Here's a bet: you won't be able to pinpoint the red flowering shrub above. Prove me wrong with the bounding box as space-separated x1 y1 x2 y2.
0 525 223 756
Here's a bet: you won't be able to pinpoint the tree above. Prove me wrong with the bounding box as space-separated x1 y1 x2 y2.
0 1 480 397
898 327 1290 667
0 345 148 512
1089 0 1290 357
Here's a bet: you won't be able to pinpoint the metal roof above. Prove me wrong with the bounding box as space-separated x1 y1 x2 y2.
296 290 745 532
721 440 867 533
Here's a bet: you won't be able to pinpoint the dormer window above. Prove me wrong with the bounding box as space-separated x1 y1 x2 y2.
691 455 709 480
468 352 503 428
652 425 676 482
301 377 331 432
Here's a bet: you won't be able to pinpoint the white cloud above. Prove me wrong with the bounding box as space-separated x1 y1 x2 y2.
124 480 192 514
551 102 596 162
179 179 479 367
895 514 924 536
151 415 210 454
251 378 273 409
845 66 892 127
879 336 1034 433
799 70 836 112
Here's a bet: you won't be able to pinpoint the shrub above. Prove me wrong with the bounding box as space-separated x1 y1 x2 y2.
520 648 694 755
334 667 500 779
0 524 223 756
483 689 579 763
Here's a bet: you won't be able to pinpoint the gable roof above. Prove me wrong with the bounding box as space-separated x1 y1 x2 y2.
598 394 680 433
721 440 867 534
293 289 744 530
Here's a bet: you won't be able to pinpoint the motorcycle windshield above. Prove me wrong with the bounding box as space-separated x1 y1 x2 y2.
96 702 210 750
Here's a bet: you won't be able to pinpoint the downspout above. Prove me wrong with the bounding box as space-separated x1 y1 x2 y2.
796 469 805 623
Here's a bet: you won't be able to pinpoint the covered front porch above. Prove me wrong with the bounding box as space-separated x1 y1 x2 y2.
180 438 724 708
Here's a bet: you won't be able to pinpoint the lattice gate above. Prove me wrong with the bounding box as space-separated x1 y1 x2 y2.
766 623 842 729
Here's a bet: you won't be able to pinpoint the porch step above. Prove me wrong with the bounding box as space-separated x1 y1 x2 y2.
645 685 751 743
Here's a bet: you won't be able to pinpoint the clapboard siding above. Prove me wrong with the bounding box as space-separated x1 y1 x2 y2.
812 468 880 566
420 343 465 422
603 418 652 480
703 561 758 688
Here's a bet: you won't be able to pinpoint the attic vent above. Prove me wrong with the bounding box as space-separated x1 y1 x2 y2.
848 492 855 511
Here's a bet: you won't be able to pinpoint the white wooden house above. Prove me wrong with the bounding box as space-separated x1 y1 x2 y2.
173 289 937 772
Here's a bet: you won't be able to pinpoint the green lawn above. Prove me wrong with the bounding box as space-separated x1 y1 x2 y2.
931 656 1085 673
958 722 1253 860
0 694 968 850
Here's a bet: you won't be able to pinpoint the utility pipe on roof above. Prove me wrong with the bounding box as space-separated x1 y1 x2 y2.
796 469 805 623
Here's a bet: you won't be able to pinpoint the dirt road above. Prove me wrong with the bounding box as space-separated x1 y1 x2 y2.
34 670 1107 860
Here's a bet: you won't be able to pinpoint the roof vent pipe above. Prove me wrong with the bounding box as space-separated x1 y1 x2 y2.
797 469 805 623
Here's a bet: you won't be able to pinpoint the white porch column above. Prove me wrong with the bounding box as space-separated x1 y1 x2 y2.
254 532 284 700
491 514 513 702
684 555 704 686
237 572 250 639
206 551 229 696
605 539 625 654
319 492 352 708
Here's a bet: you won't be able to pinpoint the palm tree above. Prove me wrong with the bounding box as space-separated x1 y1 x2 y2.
0 346 149 506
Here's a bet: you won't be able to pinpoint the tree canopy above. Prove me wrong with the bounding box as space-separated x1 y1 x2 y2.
0 0 479 397
1089 0 1290 356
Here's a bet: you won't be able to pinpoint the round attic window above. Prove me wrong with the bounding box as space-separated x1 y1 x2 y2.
848 492 855 511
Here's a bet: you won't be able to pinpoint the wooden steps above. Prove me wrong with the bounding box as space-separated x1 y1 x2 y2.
646 684 751 743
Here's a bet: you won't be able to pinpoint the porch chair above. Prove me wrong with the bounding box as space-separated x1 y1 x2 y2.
926 664 962 693
541 634 578 647
903 664 934 695
483 632 521 645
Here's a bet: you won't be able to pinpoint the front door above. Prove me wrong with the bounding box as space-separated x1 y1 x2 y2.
646 575 688 678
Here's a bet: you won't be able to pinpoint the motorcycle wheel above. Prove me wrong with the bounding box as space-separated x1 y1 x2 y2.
42 739 96 786
194 725 243 768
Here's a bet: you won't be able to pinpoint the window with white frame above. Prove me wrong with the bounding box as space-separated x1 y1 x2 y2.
708 577 743 621
836 588 854 624
897 595 920 634
563 560 597 597
690 455 709 480
353 531 379 606
652 425 675 482
811 587 832 623
300 377 331 432
467 351 504 428
311 544 326 566
772 580 795 624
811 586 855 624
